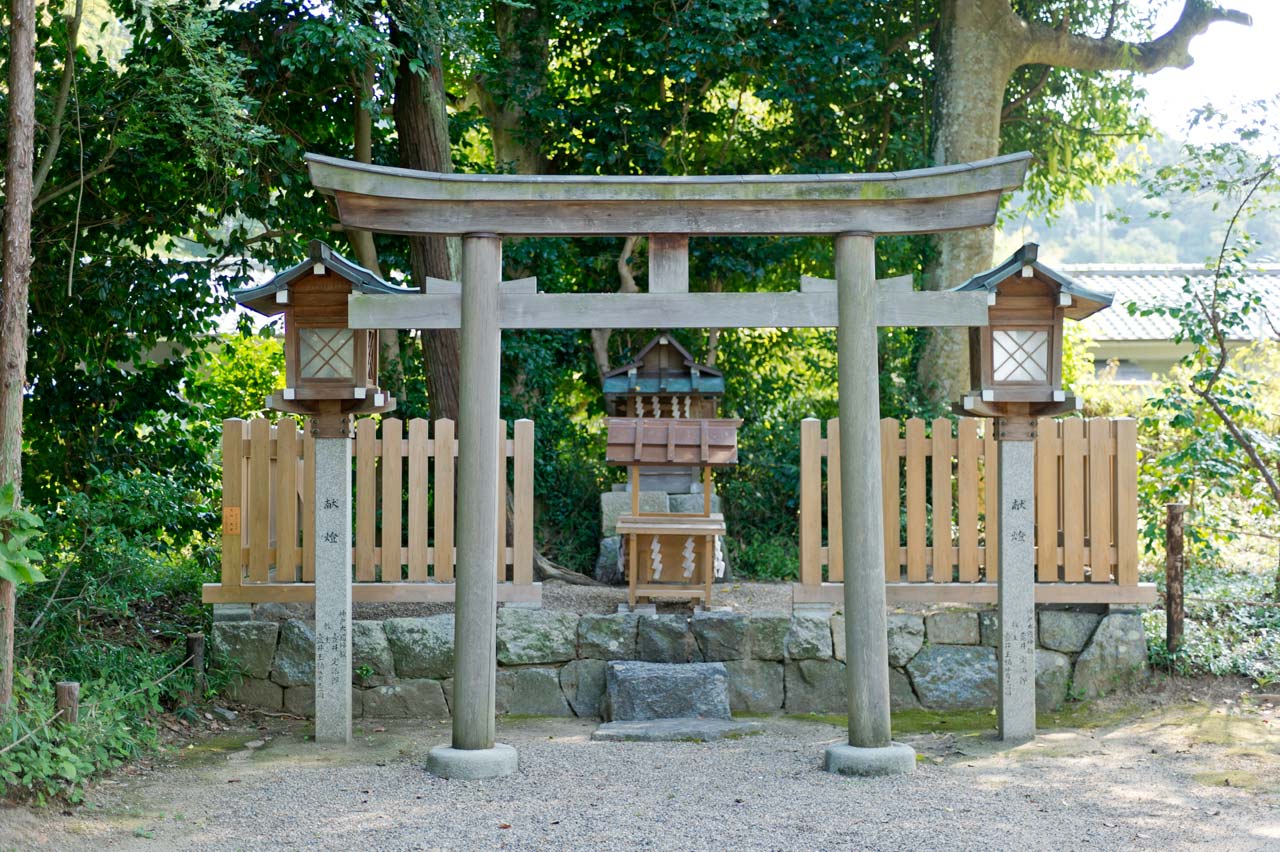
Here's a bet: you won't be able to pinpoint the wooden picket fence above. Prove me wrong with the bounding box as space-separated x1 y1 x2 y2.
203 417 539 605
795 416 1156 605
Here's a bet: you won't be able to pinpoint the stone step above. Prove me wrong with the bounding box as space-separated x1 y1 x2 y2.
592 718 762 742
604 660 731 722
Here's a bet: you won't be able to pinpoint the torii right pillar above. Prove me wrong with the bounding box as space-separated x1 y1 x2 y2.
824 233 916 777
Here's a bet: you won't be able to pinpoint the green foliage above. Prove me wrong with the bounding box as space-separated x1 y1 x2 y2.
0 485 46 588
0 668 167 804
185 333 286 424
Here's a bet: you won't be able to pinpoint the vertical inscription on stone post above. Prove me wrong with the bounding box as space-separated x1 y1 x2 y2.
314 435 353 744
998 429 1036 743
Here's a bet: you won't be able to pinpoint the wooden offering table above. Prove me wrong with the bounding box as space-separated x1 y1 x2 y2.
606 418 740 607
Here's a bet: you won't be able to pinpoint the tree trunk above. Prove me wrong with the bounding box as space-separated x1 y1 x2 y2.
0 0 38 714
349 61 401 396
392 29 461 421
919 0 1248 406
919 0 1020 405
472 0 550 174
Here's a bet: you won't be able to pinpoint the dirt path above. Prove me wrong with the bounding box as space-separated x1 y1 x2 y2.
3 687 1277 852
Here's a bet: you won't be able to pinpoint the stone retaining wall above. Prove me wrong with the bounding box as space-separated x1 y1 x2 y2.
211 607 1149 719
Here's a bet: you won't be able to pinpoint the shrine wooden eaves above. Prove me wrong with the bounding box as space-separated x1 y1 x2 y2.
306 151 1032 330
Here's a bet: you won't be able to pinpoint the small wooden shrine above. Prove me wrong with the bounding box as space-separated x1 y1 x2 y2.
606 417 740 607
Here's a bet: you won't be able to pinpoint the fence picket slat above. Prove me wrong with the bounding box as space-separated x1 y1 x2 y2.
355 419 377 582
931 417 953 583
880 419 900 582
905 418 927 582
497 419 509 583
1061 418 1086 582
826 418 843 583
302 423 316 582
983 422 998 581
957 419 979 582
221 420 247 588
248 419 272 583
1035 417 1059 582
275 419 299 583
799 419 822 585
407 419 429 581
433 419 455 580
1115 418 1139 586
513 420 535 586
381 418 403 582
1088 418 1114 583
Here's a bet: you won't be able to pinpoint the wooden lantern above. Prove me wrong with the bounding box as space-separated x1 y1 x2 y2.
233 241 415 418
952 243 1112 418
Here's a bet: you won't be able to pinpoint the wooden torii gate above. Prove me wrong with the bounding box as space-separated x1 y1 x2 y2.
306 151 1031 778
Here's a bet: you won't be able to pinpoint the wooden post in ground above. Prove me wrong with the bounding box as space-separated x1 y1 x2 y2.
186 633 206 701
427 235 518 780
824 233 915 777
1165 502 1186 656
996 416 1036 743
55 681 79 726
313 409 353 745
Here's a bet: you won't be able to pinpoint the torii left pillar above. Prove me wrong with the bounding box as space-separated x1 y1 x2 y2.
427 234 519 779
823 233 915 777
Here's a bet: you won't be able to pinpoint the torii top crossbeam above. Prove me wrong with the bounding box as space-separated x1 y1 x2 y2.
306 152 1030 237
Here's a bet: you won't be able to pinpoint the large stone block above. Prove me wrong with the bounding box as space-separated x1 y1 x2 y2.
636 615 699 663
560 659 607 718
906 645 998 710
270 620 316 687
283 685 314 716
228 676 283 711
211 622 278 680
1072 612 1149 699
384 615 454 679
600 491 668 536
363 679 450 719
748 613 789 661
785 614 833 660
1038 610 1102 654
595 536 625 585
830 615 846 662
604 661 730 721
496 609 578 665
691 611 749 661
783 659 845 714
723 660 784 713
925 610 980 645
352 620 395 686
886 614 925 667
668 494 722 515
889 668 919 710
497 667 573 717
578 613 638 660
978 611 1000 648
1036 649 1071 712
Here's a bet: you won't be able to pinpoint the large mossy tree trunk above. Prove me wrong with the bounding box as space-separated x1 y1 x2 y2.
393 26 462 421
0 0 37 714
919 0 1250 405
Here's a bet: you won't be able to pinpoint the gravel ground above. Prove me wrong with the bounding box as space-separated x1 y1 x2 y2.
5 693 1278 852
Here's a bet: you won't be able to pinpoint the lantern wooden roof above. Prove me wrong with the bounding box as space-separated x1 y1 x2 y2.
602 334 724 398
949 243 1113 319
233 240 416 316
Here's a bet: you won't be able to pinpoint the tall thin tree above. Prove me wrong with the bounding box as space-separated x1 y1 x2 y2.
0 0 38 712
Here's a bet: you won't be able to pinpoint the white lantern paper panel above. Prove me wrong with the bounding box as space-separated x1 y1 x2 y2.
991 329 1048 383
300 328 355 380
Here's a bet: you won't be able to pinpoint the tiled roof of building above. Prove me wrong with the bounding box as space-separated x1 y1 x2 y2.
1064 264 1280 342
